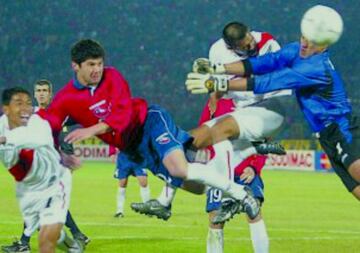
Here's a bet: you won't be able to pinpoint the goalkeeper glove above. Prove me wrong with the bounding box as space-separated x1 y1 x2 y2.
192 58 226 74
185 73 229 94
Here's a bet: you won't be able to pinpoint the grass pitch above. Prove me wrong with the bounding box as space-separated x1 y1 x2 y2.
0 162 359 252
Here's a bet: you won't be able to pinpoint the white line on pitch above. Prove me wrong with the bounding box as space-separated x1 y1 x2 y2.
0 221 359 236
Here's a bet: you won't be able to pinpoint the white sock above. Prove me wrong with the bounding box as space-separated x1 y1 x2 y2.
249 219 269 253
187 163 246 200
140 185 151 202
207 228 224 253
116 187 126 213
157 184 177 207
240 146 257 158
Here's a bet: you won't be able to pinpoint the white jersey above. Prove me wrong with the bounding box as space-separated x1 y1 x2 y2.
0 114 66 196
209 31 291 108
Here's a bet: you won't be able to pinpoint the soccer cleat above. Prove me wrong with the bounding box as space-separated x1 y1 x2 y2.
68 239 84 253
114 212 124 218
211 198 240 224
131 199 172 221
1 240 30 253
253 141 286 155
73 232 91 246
239 192 261 220
212 187 260 224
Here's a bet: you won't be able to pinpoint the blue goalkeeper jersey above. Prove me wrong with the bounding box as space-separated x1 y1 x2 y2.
246 42 352 138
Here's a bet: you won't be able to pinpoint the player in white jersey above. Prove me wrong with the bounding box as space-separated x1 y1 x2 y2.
131 23 289 228
0 87 83 253
189 22 291 158
194 22 286 253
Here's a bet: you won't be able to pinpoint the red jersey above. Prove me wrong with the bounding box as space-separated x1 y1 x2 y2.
198 98 267 176
39 67 148 150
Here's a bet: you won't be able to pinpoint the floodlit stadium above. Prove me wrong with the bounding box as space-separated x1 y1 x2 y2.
1 1 360 253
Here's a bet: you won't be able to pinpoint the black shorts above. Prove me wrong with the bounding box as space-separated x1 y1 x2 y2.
318 115 360 192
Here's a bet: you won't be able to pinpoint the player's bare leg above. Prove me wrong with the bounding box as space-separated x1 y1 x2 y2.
189 115 285 155
348 159 360 183
351 185 360 200
190 115 239 149
38 224 62 253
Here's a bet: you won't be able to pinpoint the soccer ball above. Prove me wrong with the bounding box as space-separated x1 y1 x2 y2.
301 5 343 45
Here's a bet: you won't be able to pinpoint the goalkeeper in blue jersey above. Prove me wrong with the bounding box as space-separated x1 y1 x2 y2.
186 5 360 201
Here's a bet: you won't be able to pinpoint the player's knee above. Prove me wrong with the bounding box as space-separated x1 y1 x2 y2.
137 177 148 187
211 116 239 141
39 228 59 253
351 185 360 201
348 159 360 182
119 179 128 187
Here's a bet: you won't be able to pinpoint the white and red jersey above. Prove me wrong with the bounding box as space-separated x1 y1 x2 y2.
0 114 66 195
209 31 291 108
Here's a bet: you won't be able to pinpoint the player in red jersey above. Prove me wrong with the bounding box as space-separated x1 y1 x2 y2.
39 39 260 221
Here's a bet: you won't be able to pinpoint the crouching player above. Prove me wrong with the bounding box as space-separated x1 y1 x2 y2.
0 87 83 253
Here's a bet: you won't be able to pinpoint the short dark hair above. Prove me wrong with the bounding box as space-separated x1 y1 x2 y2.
34 79 53 92
71 39 105 65
222 22 249 49
2 87 31 105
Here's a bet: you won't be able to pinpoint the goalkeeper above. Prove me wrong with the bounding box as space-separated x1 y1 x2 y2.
186 5 360 200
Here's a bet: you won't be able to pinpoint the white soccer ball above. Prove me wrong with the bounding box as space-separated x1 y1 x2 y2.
301 5 343 45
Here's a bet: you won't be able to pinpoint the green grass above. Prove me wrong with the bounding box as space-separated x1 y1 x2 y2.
1 162 359 252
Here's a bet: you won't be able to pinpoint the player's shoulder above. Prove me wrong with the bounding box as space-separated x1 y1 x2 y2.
209 38 228 53
251 31 275 43
103 66 127 82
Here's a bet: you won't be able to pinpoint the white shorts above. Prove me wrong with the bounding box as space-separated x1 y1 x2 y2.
204 107 284 142
19 169 72 236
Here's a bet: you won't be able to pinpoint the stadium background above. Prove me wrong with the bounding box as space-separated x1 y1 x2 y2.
0 0 359 140
1 1 360 252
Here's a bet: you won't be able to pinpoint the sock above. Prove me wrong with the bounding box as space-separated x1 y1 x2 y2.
20 233 30 244
57 230 80 251
207 228 224 253
117 187 126 213
187 162 246 200
239 146 257 159
140 185 151 202
249 219 269 253
21 223 32 244
65 211 81 236
157 184 177 207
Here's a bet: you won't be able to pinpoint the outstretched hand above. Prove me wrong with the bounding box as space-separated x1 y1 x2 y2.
185 73 229 94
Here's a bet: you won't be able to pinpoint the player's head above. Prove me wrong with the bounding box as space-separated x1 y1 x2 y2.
2 87 32 129
222 22 257 57
299 5 343 58
71 39 105 86
34 79 52 109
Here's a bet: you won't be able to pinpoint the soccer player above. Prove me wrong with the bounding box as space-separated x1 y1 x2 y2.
186 5 360 201
39 39 260 221
1 80 90 253
111 147 151 218
0 87 83 253
131 22 287 228
202 99 268 253
188 22 291 153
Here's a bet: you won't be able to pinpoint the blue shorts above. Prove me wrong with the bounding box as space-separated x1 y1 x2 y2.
119 105 192 188
113 152 148 179
206 175 264 213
